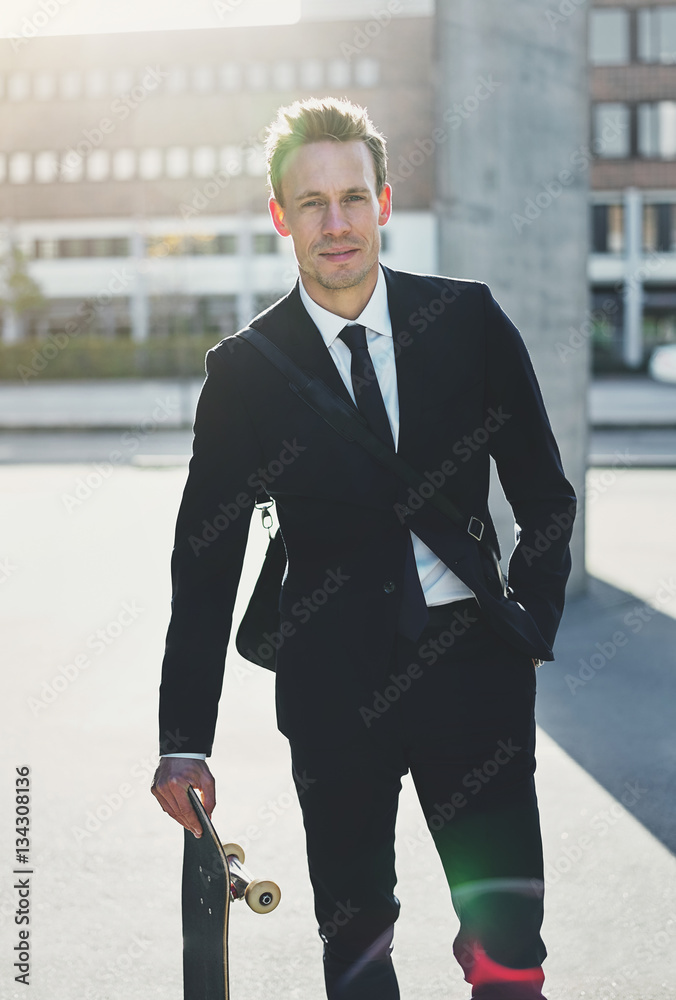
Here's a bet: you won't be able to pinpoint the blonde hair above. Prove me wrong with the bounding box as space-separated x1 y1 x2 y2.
265 96 388 204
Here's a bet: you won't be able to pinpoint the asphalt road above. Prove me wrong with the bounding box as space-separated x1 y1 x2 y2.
1 460 675 999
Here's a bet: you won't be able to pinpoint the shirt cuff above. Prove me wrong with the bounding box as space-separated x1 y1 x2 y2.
161 752 207 760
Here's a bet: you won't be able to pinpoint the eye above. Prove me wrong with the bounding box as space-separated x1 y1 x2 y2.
301 200 321 208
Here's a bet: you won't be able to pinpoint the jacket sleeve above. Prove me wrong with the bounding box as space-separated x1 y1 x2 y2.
158 343 261 756
482 282 577 654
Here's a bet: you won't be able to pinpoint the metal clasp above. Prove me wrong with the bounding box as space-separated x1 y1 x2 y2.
256 499 274 536
468 515 484 542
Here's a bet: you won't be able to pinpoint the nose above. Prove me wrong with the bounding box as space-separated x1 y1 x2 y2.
322 200 351 237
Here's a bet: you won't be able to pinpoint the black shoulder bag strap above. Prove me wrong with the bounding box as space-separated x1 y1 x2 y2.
238 327 506 596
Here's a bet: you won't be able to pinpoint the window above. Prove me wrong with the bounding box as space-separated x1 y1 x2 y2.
60 151 84 182
253 234 278 254
327 58 350 89
53 238 129 259
354 58 379 87
167 67 188 94
300 59 323 89
638 7 676 64
139 148 163 180
273 61 295 90
7 72 30 100
220 146 243 175
8 153 31 184
166 146 190 179
188 234 237 255
193 146 217 178
643 203 675 252
592 103 631 158
589 9 630 65
58 239 91 258
34 239 58 259
111 68 135 94
246 63 268 91
34 73 56 100
192 66 214 93
34 151 59 183
245 145 266 176
60 71 82 100
112 149 136 180
85 70 108 99
219 63 241 91
591 204 625 253
86 150 110 181
638 101 676 158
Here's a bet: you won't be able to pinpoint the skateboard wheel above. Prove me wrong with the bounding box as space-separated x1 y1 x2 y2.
222 843 245 864
245 879 281 914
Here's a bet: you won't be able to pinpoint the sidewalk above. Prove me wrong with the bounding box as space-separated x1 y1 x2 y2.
2 463 675 1000
1 375 676 430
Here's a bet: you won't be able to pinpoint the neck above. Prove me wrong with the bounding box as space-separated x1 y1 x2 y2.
299 261 379 320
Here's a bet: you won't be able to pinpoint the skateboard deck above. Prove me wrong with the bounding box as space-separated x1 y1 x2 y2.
182 785 280 1000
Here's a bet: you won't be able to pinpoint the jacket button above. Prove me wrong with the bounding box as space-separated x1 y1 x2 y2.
383 581 396 594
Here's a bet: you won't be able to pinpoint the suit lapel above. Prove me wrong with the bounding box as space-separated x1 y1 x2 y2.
251 281 355 408
382 265 428 462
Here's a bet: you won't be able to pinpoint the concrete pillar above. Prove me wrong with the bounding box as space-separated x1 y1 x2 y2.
130 224 149 343
435 0 589 596
622 186 644 369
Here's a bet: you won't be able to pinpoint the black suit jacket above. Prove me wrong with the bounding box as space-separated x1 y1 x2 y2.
158 266 576 754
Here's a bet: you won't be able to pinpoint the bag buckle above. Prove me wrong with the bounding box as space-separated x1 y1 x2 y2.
468 515 484 542
255 498 274 534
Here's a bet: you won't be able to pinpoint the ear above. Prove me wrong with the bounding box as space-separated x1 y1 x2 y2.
269 197 291 237
377 183 392 227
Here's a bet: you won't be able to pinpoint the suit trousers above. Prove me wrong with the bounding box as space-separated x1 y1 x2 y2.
288 598 548 1000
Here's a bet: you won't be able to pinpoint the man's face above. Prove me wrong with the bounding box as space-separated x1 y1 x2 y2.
269 140 391 297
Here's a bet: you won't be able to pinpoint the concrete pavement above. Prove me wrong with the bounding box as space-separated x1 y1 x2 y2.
1 461 674 999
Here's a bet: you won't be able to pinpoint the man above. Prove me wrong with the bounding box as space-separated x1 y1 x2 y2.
152 97 576 999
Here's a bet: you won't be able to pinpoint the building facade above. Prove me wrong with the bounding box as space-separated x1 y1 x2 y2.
589 0 676 368
0 1 436 344
1 0 675 371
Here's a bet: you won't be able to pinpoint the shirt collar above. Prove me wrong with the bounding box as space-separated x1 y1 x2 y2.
298 264 392 349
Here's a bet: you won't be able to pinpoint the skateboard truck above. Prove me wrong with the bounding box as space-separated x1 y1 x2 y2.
222 843 281 913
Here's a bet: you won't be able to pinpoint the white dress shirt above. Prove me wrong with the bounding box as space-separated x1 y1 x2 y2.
163 266 473 760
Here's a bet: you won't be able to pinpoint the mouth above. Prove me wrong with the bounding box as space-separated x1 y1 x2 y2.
318 248 361 263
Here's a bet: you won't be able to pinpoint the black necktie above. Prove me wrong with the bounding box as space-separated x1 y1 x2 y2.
338 324 429 641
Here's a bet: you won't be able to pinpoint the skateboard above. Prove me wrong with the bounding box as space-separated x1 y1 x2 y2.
182 785 281 1000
